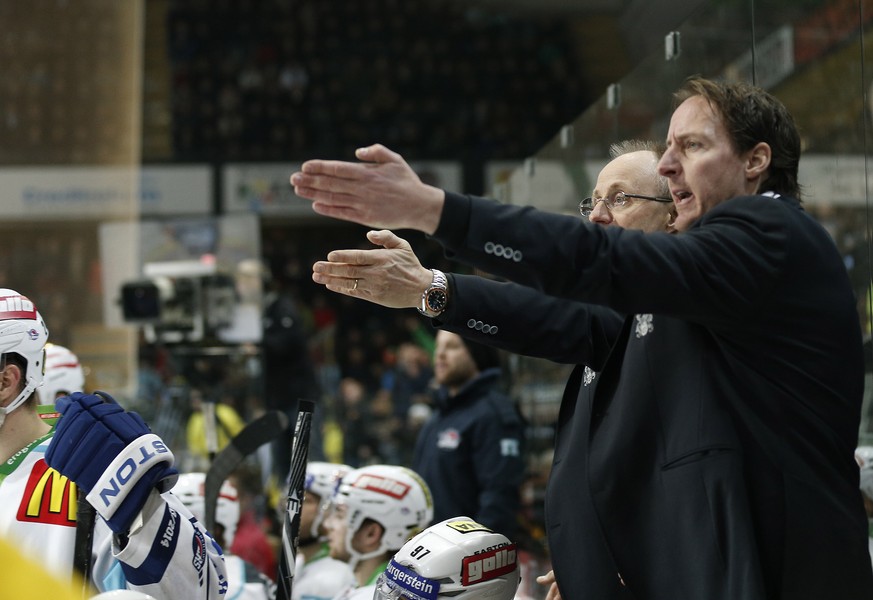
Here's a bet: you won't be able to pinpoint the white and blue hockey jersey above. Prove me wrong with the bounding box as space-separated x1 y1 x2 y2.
0 412 228 599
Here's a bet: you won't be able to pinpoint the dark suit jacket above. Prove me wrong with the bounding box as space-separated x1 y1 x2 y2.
429 190 873 600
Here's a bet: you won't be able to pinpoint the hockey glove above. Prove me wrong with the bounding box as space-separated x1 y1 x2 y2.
45 391 178 533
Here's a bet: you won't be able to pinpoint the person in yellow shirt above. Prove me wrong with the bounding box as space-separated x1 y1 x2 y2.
1 534 84 599
185 389 245 469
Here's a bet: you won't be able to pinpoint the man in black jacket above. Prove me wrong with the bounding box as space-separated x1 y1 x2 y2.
305 139 673 598
291 77 873 599
413 330 525 540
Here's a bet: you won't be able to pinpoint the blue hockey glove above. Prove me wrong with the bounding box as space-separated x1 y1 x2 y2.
45 391 178 533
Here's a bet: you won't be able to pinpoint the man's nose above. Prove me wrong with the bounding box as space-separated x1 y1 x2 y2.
588 201 613 225
658 148 677 176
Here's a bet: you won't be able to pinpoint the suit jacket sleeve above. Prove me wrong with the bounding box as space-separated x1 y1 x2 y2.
431 191 790 329
435 273 623 369
431 189 864 456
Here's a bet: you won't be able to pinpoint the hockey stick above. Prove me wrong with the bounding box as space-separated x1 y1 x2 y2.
276 400 315 600
204 409 290 533
73 487 97 598
72 391 117 598
202 400 219 463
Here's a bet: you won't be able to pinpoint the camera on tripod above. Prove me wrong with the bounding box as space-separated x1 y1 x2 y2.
120 260 237 344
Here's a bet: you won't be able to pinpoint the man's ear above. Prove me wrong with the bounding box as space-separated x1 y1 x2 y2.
0 362 22 396
746 142 771 181
358 520 385 552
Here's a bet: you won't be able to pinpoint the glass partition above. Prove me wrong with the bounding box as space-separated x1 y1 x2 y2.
503 0 873 467
2 1 872 587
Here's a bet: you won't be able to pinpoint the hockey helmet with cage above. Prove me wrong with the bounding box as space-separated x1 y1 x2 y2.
374 517 520 600
329 464 433 570
305 461 352 540
37 343 85 404
174 472 240 549
0 289 48 426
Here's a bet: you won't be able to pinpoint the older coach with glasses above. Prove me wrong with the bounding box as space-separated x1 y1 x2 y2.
302 139 675 599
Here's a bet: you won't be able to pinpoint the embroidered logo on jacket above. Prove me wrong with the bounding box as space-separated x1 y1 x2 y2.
500 438 520 457
16 458 77 527
634 314 654 338
437 428 461 450
582 366 596 386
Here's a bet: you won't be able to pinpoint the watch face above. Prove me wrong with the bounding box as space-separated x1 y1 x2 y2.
426 289 448 313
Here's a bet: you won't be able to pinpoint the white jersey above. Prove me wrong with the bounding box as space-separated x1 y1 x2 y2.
292 543 356 600
0 419 228 598
223 554 271 600
331 563 385 600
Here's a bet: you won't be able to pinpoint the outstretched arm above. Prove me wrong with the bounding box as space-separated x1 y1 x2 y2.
312 229 432 308
313 231 624 366
291 144 446 233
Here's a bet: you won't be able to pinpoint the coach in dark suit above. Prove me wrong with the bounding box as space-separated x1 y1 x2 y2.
305 141 676 595
292 77 873 599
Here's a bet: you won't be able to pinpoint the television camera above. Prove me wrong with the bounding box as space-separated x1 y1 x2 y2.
120 260 238 344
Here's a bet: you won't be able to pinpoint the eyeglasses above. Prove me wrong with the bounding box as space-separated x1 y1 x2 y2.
579 191 672 217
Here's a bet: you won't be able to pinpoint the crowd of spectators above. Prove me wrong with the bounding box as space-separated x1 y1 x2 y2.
162 0 590 493
168 0 591 166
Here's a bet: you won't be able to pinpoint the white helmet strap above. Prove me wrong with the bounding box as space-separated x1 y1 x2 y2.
346 538 386 573
4 379 38 414
344 515 388 572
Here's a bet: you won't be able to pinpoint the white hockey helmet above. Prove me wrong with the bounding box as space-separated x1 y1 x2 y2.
331 464 433 569
856 446 873 500
375 517 520 600
37 343 85 404
305 461 352 539
0 289 48 425
174 472 240 548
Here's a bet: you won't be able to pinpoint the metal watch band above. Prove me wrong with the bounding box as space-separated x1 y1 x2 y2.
417 268 449 317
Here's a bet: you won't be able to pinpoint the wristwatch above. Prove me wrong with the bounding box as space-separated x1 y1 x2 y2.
417 269 449 317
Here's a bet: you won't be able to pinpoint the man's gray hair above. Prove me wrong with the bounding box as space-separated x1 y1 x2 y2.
608 139 666 159
608 139 670 197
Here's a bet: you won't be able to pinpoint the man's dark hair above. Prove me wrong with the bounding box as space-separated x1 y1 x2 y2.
461 338 501 373
2 352 34 402
2 352 27 377
674 76 801 199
